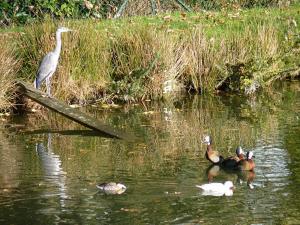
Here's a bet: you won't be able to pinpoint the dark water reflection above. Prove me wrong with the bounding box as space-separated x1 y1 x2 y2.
0 82 300 224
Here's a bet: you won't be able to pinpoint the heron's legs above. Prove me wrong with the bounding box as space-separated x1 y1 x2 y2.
46 77 52 97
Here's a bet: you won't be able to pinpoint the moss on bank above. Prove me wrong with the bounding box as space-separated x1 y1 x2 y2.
0 4 299 109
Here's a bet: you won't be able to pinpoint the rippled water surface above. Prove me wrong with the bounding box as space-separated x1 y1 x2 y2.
0 82 300 224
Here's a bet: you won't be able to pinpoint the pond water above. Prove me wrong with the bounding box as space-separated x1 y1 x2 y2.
0 82 300 224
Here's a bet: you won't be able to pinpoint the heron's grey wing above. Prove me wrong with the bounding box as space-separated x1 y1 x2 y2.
36 52 58 85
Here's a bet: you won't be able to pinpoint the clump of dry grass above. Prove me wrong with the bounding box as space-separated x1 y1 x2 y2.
109 24 186 100
182 27 220 92
56 22 112 104
0 34 19 111
181 25 281 93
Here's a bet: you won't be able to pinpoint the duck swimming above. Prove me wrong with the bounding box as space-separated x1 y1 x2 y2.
203 135 223 165
96 182 127 195
196 181 235 196
235 151 255 171
221 146 245 169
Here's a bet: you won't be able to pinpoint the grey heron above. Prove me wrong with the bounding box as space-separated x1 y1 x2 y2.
34 26 72 97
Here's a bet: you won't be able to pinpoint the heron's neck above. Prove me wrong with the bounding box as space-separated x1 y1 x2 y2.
54 31 62 56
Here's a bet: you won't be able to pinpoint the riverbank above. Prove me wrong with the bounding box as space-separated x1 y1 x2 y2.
0 4 299 110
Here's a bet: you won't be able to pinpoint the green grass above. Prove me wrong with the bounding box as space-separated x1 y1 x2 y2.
0 3 299 108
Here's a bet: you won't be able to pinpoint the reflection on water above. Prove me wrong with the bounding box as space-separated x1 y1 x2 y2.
206 164 255 189
36 134 68 207
0 82 300 224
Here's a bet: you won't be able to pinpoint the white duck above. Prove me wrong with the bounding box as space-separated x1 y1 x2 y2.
196 181 235 196
96 182 127 195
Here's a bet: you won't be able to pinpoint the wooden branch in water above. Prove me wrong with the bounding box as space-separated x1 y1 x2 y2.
16 80 135 140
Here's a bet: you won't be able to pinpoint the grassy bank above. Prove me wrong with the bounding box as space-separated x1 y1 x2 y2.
1 4 299 108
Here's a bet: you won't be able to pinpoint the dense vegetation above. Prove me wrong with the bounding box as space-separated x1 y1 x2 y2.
0 1 299 111
0 0 293 26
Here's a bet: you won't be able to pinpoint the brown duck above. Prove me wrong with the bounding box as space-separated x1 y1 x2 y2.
204 135 223 164
235 151 255 171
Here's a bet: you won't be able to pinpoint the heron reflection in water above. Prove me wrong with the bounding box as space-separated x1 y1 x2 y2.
36 133 68 206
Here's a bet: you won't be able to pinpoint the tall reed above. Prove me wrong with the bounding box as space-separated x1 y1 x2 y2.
170 23 281 93
0 34 19 111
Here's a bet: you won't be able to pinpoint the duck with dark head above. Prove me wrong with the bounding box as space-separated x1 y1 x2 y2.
221 146 245 169
203 135 224 165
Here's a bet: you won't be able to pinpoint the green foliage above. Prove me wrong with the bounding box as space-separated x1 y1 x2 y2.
0 0 121 26
0 0 297 26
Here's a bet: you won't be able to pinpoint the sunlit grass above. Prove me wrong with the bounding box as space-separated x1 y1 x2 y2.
0 34 20 112
0 3 299 108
